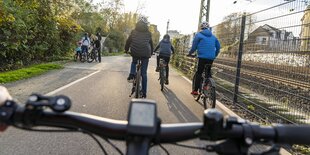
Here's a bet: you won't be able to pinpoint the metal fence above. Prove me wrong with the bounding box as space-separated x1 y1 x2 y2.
171 0 310 125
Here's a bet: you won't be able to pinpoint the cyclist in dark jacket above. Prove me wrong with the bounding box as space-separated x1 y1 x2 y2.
154 34 174 85
125 16 154 98
96 32 102 62
188 21 221 95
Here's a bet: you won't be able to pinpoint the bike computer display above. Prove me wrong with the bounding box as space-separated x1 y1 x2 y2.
127 99 157 136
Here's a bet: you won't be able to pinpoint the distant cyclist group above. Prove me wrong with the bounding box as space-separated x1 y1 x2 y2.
125 16 221 100
74 32 102 63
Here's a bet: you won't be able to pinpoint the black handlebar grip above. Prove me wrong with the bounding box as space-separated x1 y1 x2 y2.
274 125 310 145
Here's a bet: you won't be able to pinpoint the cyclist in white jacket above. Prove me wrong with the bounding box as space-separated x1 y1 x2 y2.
81 33 90 54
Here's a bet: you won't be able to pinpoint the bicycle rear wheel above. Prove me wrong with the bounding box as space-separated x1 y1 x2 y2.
203 78 216 109
135 70 141 98
87 51 95 63
80 52 86 63
160 67 165 91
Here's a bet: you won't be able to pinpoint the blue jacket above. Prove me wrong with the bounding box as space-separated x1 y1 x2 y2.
154 39 174 57
189 29 220 60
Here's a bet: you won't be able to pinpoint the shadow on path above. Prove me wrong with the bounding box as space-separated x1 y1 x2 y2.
162 87 200 122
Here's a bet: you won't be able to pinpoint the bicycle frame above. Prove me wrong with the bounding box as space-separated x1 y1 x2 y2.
130 59 142 98
80 47 89 63
87 47 99 63
194 64 216 109
159 58 167 91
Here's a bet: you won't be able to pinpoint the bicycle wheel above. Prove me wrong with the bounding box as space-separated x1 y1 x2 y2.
80 52 86 63
87 51 94 63
135 70 141 98
203 78 216 109
160 67 165 91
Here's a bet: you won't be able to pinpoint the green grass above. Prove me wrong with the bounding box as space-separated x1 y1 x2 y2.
0 63 63 84
293 145 310 155
102 51 125 56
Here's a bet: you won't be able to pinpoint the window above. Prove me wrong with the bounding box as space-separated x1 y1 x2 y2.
262 38 267 45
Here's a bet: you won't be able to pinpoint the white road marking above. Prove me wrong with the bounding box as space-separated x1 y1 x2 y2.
182 76 192 84
45 70 100 96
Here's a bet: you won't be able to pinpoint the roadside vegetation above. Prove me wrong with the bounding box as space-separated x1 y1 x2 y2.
0 63 63 84
0 0 160 72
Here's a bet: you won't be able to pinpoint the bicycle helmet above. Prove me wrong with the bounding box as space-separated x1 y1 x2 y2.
138 16 148 24
200 21 210 30
163 34 170 41
163 34 170 39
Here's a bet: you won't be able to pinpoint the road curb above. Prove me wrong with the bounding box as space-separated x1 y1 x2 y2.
180 75 291 155
180 75 240 117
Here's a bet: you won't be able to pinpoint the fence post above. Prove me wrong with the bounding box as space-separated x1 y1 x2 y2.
233 13 246 104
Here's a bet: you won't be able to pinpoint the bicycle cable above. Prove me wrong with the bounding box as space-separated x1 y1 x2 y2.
159 144 170 155
84 132 108 155
150 143 170 155
170 143 206 150
99 136 124 155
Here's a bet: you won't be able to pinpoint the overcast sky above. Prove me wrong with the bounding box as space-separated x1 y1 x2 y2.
94 0 306 37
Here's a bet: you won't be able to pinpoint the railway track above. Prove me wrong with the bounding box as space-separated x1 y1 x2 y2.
214 63 310 90
216 58 310 80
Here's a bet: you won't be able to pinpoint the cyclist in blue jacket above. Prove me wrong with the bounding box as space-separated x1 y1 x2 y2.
187 21 221 95
154 34 174 85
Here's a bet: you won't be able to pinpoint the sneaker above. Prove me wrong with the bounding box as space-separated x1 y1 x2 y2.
127 74 135 83
191 91 199 95
165 79 169 85
155 67 159 72
141 94 147 98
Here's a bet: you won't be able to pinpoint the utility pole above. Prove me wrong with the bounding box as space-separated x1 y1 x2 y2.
166 19 170 34
198 0 211 31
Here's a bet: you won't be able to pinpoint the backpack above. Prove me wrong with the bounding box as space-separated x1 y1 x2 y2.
82 37 89 44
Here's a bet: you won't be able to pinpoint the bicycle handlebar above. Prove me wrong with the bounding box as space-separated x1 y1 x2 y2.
3 101 310 144
1 98 310 154
9 104 202 142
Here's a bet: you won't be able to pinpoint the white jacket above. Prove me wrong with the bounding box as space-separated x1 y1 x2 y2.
81 37 90 46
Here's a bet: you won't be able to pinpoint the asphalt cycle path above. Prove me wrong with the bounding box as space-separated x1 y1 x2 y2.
1 55 216 155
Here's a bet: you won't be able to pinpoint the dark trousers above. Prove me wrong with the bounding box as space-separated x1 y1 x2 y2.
93 47 101 62
95 46 101 62
193 58 214 91
81 45 88 54
130 57 149 95
157 55 170 79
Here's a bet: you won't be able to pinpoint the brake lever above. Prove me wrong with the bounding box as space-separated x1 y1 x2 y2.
0 100 18 123
26 94 71 113
206 139 246 154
